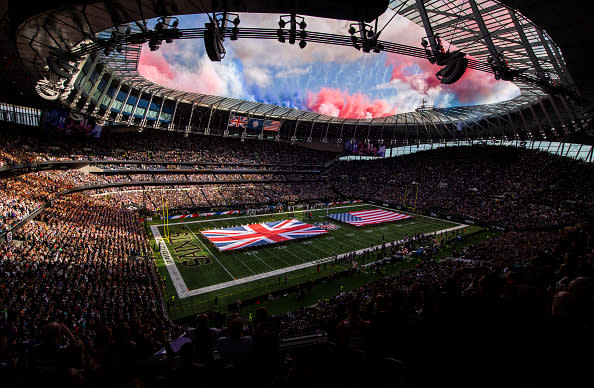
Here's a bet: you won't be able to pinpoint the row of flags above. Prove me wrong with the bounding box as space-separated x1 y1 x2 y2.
228 114 281 132
316 200 363 207
168 210 240 220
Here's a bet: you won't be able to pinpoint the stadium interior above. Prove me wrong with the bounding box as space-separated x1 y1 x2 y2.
0 1 593 387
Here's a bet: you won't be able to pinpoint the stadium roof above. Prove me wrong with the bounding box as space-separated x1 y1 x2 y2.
1 0 592 141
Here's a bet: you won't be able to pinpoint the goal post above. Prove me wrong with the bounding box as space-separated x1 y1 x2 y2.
162 196 170 242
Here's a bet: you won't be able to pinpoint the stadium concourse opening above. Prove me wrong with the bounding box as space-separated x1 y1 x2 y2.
1 0 593 387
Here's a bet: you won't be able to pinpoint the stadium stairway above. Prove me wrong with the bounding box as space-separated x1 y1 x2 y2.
322 154 342 174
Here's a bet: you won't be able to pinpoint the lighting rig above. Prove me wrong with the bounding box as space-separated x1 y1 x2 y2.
101 24 131 56
487 51 520 81
115 17 181 52
415 0 467 85
277 14 307 48
204 12 240 61
421 34 467 85
348 21 383 53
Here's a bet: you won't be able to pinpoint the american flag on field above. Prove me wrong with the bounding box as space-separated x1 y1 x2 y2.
263 119 281 131
201 219 327 251
228 114 248 128
327 209 411 227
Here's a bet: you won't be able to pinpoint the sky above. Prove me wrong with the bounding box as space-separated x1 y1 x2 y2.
137 10 520 119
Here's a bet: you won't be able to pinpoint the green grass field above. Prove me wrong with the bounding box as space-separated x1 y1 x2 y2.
148 203 475 320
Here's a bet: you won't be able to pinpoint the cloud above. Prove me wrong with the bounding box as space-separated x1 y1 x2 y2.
306 87 397 118
244 67 272 88
276 66 312 79
137 49 176 83
138 42 247 98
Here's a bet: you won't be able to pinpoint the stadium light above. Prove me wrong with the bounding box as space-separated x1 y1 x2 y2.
347 22 382 53
231 26 239 41
277 29 286 43
277 14 307 48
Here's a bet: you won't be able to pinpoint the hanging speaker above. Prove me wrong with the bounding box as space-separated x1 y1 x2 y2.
435 51 468 85
204 22 225 61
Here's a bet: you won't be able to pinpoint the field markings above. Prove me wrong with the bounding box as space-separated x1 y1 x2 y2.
154 223 467 298
184 224 236 281
227 251 257 275
152 203 467 298
238 249 276 271
150 225 190 298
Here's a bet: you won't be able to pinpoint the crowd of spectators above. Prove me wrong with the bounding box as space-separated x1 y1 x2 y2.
0 128 336 167
1 131 593 386
331 146 593 229
0 193 186 386
271 221 593 386
87 181 337 212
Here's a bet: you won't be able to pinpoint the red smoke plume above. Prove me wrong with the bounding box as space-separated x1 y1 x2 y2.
306 88 397 119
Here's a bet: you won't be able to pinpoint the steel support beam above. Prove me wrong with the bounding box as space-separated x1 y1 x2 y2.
538 100 555 130
559 95 577 123
70 55 99 108
415 0 440 55
468 0 502 67
547 95 566 129
82 68 106 110
102 79 121 121
185 103 196 133
153 95 166 129
528 105 544 135
140 91 154 127
168 99 180 130
509 9 546 81
127 87 144 126
91 72 113 115
115 83 133 122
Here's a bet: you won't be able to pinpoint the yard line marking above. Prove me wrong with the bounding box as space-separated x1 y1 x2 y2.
228 251 257 275
184 224 236 281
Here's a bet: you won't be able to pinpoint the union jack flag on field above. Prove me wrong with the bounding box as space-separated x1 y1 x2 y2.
228 114 248 128
327 209 411 227
201 219 328 251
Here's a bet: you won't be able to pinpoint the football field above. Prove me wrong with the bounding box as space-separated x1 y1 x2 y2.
149 203 469 318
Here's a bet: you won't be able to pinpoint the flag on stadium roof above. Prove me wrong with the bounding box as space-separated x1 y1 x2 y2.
228 114 247 128
247 117 264 130
263 119 281 132
327 209 411 226
201 219 328 251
